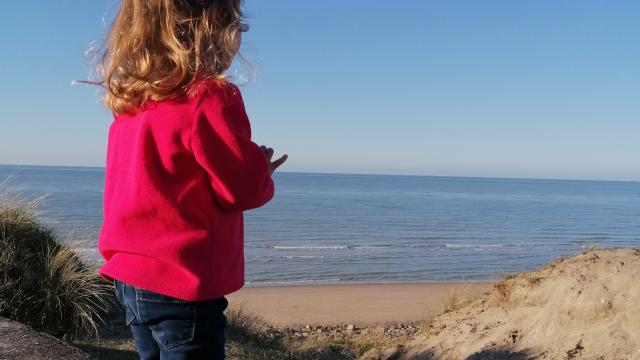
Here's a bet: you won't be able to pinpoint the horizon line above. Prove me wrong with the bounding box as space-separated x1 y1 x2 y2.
0 162 638 184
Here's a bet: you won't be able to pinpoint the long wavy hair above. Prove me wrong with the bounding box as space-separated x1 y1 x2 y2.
89 0 246 115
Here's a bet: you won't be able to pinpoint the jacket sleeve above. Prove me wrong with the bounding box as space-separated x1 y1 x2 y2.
190 83 274 212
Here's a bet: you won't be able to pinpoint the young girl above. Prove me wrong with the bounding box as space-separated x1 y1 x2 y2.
93 0 286 358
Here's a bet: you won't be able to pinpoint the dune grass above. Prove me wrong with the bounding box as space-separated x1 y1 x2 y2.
0 186 111 339
441 289 462 314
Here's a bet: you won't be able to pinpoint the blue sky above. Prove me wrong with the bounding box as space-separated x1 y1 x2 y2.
0 1 638 181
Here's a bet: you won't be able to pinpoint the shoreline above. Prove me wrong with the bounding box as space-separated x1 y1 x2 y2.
227 281 489 327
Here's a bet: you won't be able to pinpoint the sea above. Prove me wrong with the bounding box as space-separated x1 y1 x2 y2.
1 164 639 286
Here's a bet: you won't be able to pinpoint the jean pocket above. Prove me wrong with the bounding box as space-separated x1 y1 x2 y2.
135 288 196 350
114 280 137 327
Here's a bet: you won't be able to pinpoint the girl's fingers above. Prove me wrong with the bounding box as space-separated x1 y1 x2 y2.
271 154 288 169
260 145 284 169
260 146 273 159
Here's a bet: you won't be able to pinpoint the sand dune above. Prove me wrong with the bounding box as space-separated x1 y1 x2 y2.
401 248 640 359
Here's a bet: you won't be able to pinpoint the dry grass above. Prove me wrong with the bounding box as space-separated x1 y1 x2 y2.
0 186 111 339
226 303 272 341
582 243 603 254
501 272 517 281
224 306 410 359
491 268 547 304
287 326 406 359
523 273 544 288
417 315 435 336
225 306 305 359
441 290 461 314
492 279 513 303
418 287 478 339
345 330 407 357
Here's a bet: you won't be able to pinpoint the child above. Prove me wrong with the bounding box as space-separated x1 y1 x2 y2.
93 0 286 358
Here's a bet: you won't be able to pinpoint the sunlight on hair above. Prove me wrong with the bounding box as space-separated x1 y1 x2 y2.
81 0 247 115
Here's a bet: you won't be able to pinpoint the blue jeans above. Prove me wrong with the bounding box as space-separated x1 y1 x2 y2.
113 279 228 360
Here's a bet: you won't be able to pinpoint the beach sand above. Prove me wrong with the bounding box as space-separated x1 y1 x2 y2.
227 282 489 327
401 248 640 359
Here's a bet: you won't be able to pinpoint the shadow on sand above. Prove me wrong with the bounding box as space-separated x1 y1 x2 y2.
415 348 532 360
72 343 138 360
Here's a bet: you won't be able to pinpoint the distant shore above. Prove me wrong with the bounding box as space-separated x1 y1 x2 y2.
227 282 489 327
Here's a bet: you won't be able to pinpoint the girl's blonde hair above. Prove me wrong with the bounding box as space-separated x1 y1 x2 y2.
92 0 246 114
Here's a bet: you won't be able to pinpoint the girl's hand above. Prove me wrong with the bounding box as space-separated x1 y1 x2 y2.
260 145 288 175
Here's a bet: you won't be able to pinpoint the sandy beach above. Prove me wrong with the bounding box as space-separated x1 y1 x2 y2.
227 282 489 327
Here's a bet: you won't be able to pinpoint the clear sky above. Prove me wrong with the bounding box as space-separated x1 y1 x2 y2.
0 1 638 181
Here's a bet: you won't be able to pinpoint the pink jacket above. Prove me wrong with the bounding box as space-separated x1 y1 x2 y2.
98 80 274 301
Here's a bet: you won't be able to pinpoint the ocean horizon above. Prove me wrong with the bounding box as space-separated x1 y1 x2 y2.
1 163 639 286
2 163 639 184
